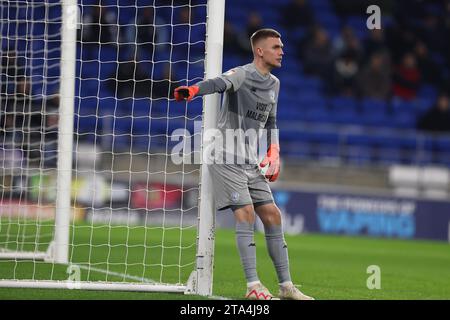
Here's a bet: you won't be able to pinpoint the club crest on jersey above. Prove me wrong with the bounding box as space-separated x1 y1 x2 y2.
224 69 236 76
231 192 240 202
269 90 275 100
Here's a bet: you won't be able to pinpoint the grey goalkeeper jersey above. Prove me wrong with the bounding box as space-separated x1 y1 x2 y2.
196 63 280 164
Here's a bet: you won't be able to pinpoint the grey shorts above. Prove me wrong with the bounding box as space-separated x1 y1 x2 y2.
208 164 274 211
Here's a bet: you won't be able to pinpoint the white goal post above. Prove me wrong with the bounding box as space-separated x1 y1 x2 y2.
0 0 224 296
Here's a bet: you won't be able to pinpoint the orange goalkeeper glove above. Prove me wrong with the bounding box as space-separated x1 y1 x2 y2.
260 144 280 182
174 85 199 102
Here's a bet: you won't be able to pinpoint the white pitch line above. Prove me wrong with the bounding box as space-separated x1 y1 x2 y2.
75 265 232 299
208 295 231 300
77 265 156 284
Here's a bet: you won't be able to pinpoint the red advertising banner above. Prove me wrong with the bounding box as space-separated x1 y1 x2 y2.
131 182 182 210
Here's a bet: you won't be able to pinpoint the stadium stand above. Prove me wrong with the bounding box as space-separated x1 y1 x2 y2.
1 0 449 169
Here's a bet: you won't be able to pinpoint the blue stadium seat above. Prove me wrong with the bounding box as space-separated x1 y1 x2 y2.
343 16 368 39
414 97 434 115
308 131 340 146
436 153 450 167
281 142 312 161
346 134 374 148
346 146 372 165
148 100 169 116
310 0 332 10
418 84 438 100
107 116 132 151
119 6 136 25
360 112 393 127
185 99 203 118
98 46 119 63
315 12 341 32
305 107 332 123
279 128 307 143
331 108 359 125
361 98 388 112
435 137 450 152
99 61 117 80
391 98 413 112
79 79 100 97
278 109 307 122
330 96 358 111
285 28 307 42
130 98 152 118
80 61 100 78
316 144 340 160
360 99 390 126
96 97 116 115
373 134 417 150
225 9 248 29
32 22 46 37
392 113 417 129
297 93 328 109
296 77 323 92
375 147 403 165
32 39 46 54
76 97 98 116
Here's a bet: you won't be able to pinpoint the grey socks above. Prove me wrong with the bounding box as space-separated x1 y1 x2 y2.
264 224 291 284
235 221 259 283
236 221 292 284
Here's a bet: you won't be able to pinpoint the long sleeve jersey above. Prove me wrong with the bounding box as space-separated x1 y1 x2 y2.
195 63 279 164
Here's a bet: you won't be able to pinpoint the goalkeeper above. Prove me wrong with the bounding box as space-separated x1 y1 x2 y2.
174 29 313 300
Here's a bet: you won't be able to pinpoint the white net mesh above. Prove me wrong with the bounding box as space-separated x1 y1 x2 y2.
1 0 208 288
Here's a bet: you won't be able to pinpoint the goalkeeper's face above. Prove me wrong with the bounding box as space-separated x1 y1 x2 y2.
261 37 284 69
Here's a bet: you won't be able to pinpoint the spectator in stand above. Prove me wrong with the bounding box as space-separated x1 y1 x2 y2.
1 49 25 135
245 11 263 39
43 94 60 168
332 25 362 60
417 92 450 132
414 41 443 86
123 7 169 58
357 52 391 100
80 3 117 45
107 55 182 99
1 49 25 96
280 0 315 29
328 49 360 97
302 26 333 78
392 52 421 101
178 6 191 24
107 51 151 98
223 21 247 56
444 1 450 82
393 0 423 25
151 65 182 99
417 11 446 52
238 11 264 54
363 29 389 62
331 0 391 18
6 76 42 162
386 24 417 63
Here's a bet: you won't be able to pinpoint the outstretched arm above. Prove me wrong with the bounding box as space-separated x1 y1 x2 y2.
174 67 245 102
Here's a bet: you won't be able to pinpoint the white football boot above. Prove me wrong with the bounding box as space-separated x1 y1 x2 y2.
279 283 315 300
245 283 280 300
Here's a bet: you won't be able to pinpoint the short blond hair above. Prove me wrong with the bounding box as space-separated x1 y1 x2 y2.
250 28 281 50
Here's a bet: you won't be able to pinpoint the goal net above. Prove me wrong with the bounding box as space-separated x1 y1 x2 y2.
0 0 223 295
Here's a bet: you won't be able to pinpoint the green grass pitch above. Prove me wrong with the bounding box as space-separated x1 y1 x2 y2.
1 221 449 300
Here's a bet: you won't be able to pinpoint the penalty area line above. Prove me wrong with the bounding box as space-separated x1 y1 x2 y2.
77 264 157 284
72 265 233 299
